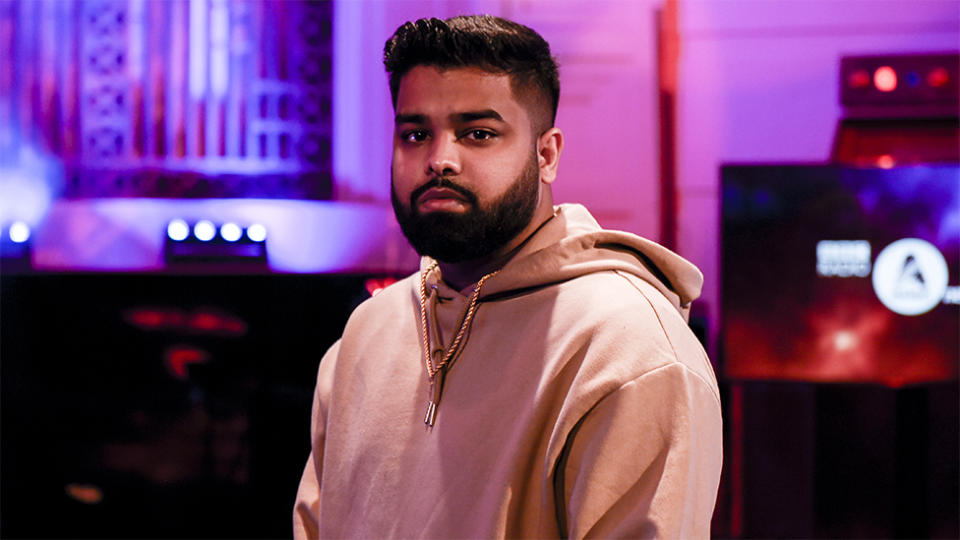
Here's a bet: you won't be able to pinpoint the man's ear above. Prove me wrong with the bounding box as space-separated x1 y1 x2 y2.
537 127 563 185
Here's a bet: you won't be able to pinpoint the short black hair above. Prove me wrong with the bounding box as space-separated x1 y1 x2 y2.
383 15 560 134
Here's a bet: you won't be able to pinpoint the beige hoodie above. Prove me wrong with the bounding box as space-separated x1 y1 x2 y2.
294 204 722 539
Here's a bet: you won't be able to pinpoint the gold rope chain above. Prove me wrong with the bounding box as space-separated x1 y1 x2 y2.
418 261 499 379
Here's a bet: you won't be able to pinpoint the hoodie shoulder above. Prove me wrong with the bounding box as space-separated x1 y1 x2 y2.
342 271 420 332
480 204 704 318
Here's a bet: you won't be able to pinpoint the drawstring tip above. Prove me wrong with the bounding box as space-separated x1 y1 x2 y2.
424 402 437 426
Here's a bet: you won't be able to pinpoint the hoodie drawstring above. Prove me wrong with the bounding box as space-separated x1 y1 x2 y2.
418 261 499 426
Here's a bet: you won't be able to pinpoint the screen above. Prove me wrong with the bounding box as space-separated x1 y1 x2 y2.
721 164 959 386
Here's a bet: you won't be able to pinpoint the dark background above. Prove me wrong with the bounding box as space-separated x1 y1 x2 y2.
1 273 376 538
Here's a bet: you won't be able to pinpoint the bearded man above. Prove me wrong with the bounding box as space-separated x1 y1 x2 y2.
294 15 722 539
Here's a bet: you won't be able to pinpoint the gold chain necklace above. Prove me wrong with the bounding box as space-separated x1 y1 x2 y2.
418 261 499 426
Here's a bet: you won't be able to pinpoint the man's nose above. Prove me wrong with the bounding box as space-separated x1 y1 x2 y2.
426 135 461 177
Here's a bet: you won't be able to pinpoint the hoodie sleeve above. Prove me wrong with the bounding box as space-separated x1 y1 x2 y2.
560 362 723 539
293 340 341 540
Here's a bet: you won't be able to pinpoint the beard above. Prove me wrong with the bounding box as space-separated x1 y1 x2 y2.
391 152 540 263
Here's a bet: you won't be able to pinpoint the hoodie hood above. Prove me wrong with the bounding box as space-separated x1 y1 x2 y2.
420 203 703 318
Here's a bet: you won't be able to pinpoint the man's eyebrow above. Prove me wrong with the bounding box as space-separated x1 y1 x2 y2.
456 109 504 122
394 110 505 125
395 113 426 125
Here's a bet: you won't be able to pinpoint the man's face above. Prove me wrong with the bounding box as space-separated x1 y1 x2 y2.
390 66 541 263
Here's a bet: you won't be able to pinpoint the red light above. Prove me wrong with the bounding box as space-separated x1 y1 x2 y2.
365 277 398 297
165 345 209 379
65 483 104 505
129 310 165 328
189 312 222 332
873 66 897 92
125 306 246 336
187 309 248 336
124 307 185 330
847 69 870 89
876 154 895 169
927 66 949 88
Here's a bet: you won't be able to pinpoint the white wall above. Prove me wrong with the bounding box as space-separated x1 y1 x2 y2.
333 0 486 203
676 0 960 352
506 0 664 236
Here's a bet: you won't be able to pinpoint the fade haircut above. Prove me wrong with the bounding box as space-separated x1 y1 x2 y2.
384 15 560 135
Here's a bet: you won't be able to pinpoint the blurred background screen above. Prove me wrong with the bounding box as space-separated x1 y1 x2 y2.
722 164 959 386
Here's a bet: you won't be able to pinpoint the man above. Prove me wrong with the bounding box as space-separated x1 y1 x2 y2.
295 15 722 539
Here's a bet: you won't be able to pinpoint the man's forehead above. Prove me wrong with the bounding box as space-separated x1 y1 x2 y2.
394 65 527 124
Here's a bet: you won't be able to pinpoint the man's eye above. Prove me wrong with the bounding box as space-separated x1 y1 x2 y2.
464 129 496 141
402 130 429 143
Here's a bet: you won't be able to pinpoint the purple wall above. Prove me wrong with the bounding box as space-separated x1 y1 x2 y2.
676 0 959 353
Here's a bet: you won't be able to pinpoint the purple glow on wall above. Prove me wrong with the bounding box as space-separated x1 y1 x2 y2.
0 145 62 228
30 198 417 273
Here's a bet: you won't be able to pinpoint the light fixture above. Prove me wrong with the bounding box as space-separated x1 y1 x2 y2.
927 66 949 88
873 66 897 92
167 219 190 241
164 219 268 266
9 221 30 243
220 222 242 242
904 71 921 88
246 223 267 242
1 221 33 271
194 220 216 241
847 69 870 89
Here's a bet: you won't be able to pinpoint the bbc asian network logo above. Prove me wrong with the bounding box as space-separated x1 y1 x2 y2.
818 237 957 316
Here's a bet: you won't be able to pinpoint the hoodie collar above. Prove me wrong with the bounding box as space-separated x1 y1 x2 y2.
419 204 703 314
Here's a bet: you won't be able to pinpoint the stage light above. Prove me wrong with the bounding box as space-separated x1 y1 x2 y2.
246 223 267 242
876 154 895 169
164 220 267 266
9 221 30 243
1 220 33 269
167 219 190 241
873 66 897 92
220 222 242 242
905 71 921 87
194 220 216 241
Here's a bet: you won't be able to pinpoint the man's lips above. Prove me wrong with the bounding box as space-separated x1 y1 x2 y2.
416 187 470 212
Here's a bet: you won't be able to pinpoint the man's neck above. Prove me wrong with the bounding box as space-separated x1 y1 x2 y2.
437 252 513 293
437 207 556 292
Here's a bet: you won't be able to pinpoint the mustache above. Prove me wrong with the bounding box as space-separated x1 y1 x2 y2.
409 177 479 209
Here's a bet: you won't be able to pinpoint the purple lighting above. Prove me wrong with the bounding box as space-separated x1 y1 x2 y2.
0 146 62 231
209 0 229 99
6 0 332 199
189 0 208 100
